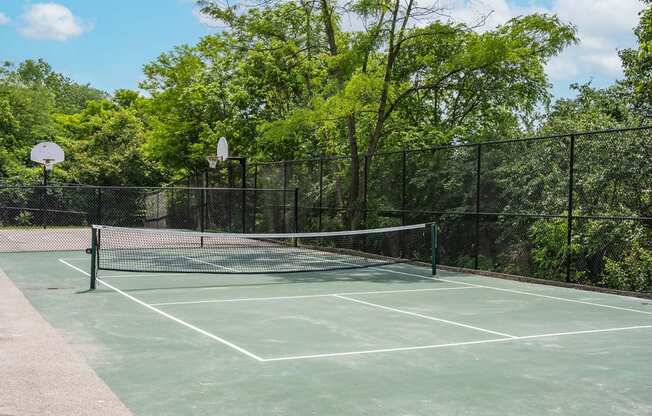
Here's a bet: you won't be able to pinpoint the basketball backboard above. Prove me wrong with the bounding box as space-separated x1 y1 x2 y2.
31 142 65 171
217 137 229 161
207 137 229 169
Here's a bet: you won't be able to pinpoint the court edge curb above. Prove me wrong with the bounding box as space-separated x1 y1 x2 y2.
0 264 133 416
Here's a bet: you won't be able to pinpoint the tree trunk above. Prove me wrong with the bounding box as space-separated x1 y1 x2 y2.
346 114 362 229
318 0 362 229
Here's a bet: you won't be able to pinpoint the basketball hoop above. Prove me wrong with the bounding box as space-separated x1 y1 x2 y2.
43 159 55 171
206 155 222 169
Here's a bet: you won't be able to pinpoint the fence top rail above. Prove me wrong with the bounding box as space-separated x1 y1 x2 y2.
0 185 297 193
247 125 652 167
253 155 352 166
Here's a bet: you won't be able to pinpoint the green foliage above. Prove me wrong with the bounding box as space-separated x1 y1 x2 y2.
15 211 34 227
602 241 652 292
0 60 159 186
620 0 652 118
140 1 577 173
55 99 162 186
540 83 637 133
529 218 568 281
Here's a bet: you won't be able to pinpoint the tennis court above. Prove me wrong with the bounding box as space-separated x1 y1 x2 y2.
2 226 652 415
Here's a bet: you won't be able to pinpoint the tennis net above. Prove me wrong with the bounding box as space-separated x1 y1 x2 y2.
88 224 436 289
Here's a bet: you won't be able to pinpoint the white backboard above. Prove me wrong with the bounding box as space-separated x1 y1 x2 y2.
31 142 65 166
217 137 229 161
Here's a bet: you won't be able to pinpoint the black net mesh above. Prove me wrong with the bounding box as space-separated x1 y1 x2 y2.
92 224 431 276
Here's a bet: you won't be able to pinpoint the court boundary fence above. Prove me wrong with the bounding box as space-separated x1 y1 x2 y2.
191 126 651 293
0 185 299 252
2 126 651 293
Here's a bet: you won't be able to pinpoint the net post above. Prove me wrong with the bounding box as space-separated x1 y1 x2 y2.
90 227 98 290
430 223 437 275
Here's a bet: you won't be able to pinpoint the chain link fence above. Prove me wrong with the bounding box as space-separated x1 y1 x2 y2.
0 185 298 252
247 126 652 293
2 126 650 293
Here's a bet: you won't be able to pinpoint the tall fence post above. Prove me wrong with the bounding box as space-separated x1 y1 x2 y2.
40 186 47 229
363 154 369 230
293 187 300 232
156 191 160 229
201 171 207 233
566 134 576 282
283 161 288 232
318 158 324 231
241 158 247 232
252 164 258 233
96 187 102 225
474 144 482 270
401 150 407 226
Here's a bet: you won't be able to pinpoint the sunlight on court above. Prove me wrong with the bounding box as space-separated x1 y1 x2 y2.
3 248 650 415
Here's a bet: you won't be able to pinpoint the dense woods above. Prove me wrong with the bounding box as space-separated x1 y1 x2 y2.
1 0 651 292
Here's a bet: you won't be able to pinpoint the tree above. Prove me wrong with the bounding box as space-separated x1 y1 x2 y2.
620 0 652 119
197 0 576 226
12 59 106 114
539 83 636 134
54 99 162 186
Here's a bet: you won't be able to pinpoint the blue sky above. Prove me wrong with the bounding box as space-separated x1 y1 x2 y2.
0 0 646 98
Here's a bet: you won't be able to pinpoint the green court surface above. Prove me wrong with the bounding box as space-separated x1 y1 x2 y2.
2 251 652 415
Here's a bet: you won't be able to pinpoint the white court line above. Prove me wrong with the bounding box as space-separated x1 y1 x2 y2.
57 258 652 363
374 266 652 316
334 294 517 338
150 286 479 306
182 256 240 272
58 259 264 362
261 324 652 362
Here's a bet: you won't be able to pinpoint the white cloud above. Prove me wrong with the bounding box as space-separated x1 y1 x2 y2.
443 0 546 31
0 12 10 25
193 8 223 28
18 3 92 41
443 0 645 85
